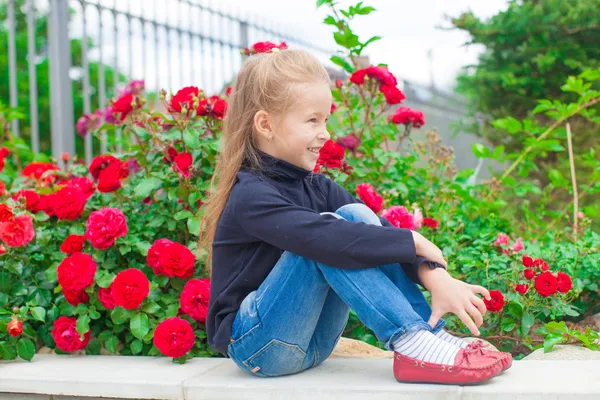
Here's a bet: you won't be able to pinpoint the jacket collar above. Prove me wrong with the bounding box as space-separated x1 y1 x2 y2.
252 151 312 181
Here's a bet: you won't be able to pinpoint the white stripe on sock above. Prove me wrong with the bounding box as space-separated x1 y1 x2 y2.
436 330 468 348
392 330 460 365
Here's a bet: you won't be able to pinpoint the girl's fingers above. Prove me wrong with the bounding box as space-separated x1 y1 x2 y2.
465 303 484 328
471 285 491 300
471 295 487 316
457 310 480 336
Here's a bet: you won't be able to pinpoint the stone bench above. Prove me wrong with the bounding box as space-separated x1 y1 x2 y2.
1 355 599 399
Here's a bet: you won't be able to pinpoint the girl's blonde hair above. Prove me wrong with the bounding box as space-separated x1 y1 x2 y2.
199 49 331 272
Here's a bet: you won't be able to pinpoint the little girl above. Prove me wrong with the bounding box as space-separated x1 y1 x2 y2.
202 48 511 385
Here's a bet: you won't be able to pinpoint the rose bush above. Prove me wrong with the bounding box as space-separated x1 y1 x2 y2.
0 0 598 363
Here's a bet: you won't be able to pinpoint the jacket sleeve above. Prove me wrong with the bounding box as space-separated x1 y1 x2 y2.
318 175 443 284
233 178 417 269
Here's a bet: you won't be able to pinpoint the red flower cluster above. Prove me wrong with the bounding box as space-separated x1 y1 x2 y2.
388 107 425 128
22 162 60 181
60 234 86 254
180 278 211 323
153 317 195 358
166 149 193 178
520 255 572 297
242 41 288 55
0 204 14 222
89 155 129 193
98 286 115 310
313 140 345 173
51 316 91 352
147 238 196 279
381 206 415 230
483 290 505 312
350 65 405 104
422 217 440 229
0 147 10 172
0 214 35 247
336 133 361 152
356 183 383 213
493 232 524 254
111 93 142 122
57 252 97 292
111 268 150 310
169 87 228 120
85 207 128 250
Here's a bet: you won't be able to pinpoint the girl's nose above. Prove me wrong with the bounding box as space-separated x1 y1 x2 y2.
319 129 331 141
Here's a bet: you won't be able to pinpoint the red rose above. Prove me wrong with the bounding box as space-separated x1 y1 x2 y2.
65 177 96 199
98 285 116 310
22 162 60 180
12 189 49 214
7 317 23 337
0 214 35 247
169 86 200 114
534 271 558 297
197 96 228 119
0 181 5 196
381 206 415 230
48 186 88 220
89 155 120 179
173 152 193 178
366 66 397 86
85 207 128 250
60 234 86 254
63 288 90 306
111 268 149 310
356 183 383 213
524 269 536 280
163 146 179 164
153 317 195 358
225 87 232 96
515 283 529 295
556 272 572 293
147 238 173 275
422 217 440 229
380 84 406 105
97 159 126 192
111 93 140 121
0 147 10 158
51 316 90 352
0 204 14 222
157 241 196 279
180 278 211 323
494 233 510 247
350 69 367 85
483 290 505 312
388 107 425 127
57 252 97 291
533 258 549 271
522 254 534 268
336 133 360 152
314 140 345 172
243 41 287 55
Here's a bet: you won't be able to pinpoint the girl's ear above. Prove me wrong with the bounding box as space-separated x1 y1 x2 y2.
253 110 273 141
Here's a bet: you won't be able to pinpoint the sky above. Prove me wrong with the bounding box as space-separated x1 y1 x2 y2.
66 0 510 95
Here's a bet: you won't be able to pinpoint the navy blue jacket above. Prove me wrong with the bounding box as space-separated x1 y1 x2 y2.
206 152 433 357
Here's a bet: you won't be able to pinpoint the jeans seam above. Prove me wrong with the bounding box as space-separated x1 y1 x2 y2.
230 321 261 345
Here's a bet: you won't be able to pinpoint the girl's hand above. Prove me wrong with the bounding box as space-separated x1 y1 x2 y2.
419 267 491 336
412 231 448 268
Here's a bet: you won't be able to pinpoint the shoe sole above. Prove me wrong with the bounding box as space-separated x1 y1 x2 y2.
395 374 498 386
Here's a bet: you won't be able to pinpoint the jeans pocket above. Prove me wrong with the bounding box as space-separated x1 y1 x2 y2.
242 339 306 377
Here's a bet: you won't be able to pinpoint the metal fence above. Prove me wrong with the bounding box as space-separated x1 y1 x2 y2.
3 0 337 163
3 0 480 172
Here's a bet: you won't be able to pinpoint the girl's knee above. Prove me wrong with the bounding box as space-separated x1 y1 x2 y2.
333 203 381 225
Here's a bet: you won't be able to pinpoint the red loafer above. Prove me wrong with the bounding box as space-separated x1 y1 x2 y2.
465 340 512 371
393 348 503 385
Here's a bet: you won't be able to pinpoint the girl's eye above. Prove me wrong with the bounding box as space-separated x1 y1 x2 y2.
308 118 318 123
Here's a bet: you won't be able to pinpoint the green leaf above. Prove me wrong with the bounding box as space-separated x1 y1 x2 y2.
76 314 91 337
111 307 133 325
472 143 492 158
131 339 143 355
543 332 566 353
316 0 330 8
183 128 201 149
31 307 46 322
187 217 201 236
17 338 35 361
96 271 116 289
521 312 535 336
130 312 150 340
323 15 337 26
105 336 119 354
362 35 382 48
507 301 523 319
166 303 180 318
133 177 162 199
546 321 569 334
501 317 516 332
492 117 522 134
174 210 194 221
330 55 354 73
0 342 17 360
142 302 161 314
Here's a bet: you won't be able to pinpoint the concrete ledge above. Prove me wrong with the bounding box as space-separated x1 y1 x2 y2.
1 355 599 399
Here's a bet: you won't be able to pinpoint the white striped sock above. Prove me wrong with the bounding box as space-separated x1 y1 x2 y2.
436 330 468 348
392 329 460 365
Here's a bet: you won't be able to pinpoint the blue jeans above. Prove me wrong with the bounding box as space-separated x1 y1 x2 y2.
227 203 445 378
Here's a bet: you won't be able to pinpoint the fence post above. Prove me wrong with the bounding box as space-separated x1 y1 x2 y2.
239 20 249 64
47 0 75 162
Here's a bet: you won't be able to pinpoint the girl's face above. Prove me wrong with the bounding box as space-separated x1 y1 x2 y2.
257 82 333 171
